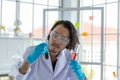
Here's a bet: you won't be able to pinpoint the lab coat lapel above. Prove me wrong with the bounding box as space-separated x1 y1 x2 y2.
54 51 67 77
42 54 53 72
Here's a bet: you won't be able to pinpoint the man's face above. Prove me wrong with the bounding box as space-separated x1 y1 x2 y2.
48 24 70 55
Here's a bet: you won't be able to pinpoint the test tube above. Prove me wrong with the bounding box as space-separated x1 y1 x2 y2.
71 53 77 60
42 37 49 59
71 44 80 60
71 44 88 80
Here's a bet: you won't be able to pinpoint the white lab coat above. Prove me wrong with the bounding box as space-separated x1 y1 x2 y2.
16 46 78 80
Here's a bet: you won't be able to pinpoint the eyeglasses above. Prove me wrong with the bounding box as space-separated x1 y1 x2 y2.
50 31 70 44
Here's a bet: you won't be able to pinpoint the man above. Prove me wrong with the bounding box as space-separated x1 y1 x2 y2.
16 20 87 80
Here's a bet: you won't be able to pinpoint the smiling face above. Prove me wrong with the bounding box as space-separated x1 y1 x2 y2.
48 24 70 55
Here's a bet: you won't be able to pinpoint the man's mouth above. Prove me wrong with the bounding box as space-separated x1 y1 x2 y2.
52 43 59 49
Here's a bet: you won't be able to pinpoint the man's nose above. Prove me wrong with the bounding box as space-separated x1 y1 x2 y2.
54 37 62 44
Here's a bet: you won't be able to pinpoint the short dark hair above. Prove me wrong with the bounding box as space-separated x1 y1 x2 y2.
47 20 79 50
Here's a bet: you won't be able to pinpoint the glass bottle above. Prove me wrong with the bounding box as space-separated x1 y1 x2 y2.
9 47 24 80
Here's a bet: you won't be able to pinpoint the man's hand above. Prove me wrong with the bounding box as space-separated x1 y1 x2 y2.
69 60 86 80
27 43 48 64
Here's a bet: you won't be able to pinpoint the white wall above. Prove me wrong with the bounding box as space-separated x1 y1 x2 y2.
0 38 32 74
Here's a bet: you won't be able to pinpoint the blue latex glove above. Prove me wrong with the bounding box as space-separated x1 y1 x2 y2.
69 60 86 80
27 43 48 64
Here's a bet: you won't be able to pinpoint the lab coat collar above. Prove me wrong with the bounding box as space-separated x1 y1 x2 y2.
53 49 69 78
42 53 53 73
42 49 71 77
